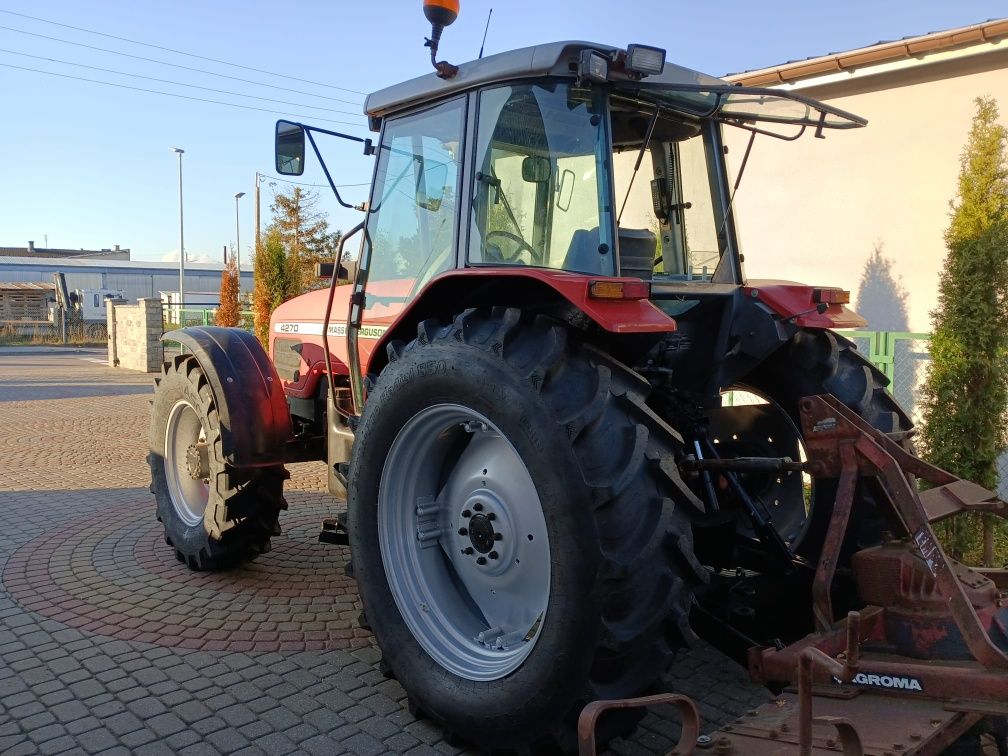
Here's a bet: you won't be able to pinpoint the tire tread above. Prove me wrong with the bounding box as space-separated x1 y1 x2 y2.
149 355 287 571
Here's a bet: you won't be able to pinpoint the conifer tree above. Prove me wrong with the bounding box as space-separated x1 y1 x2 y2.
252 227 299 347
215 256 240 327
270 186 337 291
918 96 1008 564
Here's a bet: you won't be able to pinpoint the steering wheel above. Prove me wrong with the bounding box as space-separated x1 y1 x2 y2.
484 230 537 264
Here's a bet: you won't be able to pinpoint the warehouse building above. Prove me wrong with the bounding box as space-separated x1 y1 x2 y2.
0 256 253 306
0 242 131 261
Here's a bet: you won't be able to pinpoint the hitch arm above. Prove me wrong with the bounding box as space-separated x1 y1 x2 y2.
698 438 795 566
800 395 1008 669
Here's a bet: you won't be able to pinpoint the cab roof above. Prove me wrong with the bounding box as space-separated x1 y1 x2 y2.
364 41 726 120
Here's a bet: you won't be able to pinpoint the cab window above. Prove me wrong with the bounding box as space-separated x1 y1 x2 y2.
364 97 464 314
469 82 615 276
610 96 729 282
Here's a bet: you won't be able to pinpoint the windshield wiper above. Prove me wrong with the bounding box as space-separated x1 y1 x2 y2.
617 106 660 225
476 171 532 250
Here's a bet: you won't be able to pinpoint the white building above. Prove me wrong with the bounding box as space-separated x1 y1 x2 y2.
724 18 1008 332
0 257 253 308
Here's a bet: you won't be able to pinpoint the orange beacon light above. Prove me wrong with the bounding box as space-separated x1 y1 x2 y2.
422 0 460 78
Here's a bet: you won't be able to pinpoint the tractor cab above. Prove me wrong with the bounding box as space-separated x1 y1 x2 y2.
351 41 865 287
274 41 866 399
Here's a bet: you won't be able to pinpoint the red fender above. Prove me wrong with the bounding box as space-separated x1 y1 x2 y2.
270 269 678 398
744 280 867 329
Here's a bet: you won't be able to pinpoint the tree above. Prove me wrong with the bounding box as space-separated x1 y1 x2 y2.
215 256 240 327
252 227 300 347
918 96 1008 565
252 186 346 346
270 186 338 291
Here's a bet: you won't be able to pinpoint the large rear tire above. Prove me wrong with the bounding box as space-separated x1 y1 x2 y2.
737 329 913 558
347 308 702 752
148 355 287 570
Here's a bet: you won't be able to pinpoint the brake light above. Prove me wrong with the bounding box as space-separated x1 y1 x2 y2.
813 287 850 305
588 280 651 300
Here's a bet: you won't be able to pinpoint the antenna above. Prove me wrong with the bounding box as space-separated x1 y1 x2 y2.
478 8 493 59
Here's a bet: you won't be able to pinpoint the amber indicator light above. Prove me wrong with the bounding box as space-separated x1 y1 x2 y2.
813 287 850 305
588 280 651 300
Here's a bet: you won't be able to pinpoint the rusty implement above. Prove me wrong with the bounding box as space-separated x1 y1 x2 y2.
578 394 1008 755
577 694 700 756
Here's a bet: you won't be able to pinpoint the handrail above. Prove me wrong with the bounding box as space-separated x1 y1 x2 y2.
322 221 365 420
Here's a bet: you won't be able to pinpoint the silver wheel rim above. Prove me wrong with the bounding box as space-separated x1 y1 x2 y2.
378 404 551 681
164 399 209 528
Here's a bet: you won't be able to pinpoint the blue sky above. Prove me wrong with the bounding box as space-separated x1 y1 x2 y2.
1 1 1004 262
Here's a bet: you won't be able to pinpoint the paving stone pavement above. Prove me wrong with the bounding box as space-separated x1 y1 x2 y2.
0 350 771 755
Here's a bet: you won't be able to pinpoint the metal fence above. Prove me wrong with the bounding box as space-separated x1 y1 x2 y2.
843 330 932 428
162 307 255 334
842 330 1008 500
161 308 256 355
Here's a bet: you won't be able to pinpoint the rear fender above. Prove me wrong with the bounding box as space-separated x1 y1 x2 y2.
163 327 293 467
744 281 867 329
367 268 677 375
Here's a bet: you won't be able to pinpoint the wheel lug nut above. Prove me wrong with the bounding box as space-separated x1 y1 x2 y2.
489 551 498 560
473 502 483 511
458 527 468 536
462 547 474 555
494 533 503 541
462 509 472 518
487 512 496 521
476 556 487 565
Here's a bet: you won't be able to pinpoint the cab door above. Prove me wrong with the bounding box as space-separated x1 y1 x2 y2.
357 97 466 366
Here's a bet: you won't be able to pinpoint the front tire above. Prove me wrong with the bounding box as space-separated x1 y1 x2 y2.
148 355 287 570
348 308 702 752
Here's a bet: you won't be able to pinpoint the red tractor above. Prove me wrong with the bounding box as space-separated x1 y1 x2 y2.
149 9 1008 754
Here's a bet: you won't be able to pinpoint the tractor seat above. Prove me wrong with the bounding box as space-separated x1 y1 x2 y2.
617 227 657 280
561 227 657 279
562 228 607 275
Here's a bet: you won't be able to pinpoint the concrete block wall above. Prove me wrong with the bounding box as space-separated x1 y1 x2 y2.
107 298 163 373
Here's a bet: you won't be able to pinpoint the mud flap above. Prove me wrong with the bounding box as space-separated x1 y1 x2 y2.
163 327 292 467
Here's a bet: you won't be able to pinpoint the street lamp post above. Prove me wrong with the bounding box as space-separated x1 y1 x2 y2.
250 171 268 252
171 147 185 313
234 191 246 274
254 172 277 255
255 171 265 253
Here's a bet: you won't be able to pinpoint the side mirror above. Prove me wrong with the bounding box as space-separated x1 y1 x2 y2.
556 168 575 211
275 120 306 176
316 259 359 281
341 259 360 282
522 156 551 183
416 159 448 212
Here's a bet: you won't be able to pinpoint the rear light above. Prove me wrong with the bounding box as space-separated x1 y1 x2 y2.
588 280 651 300
813 287 850 305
